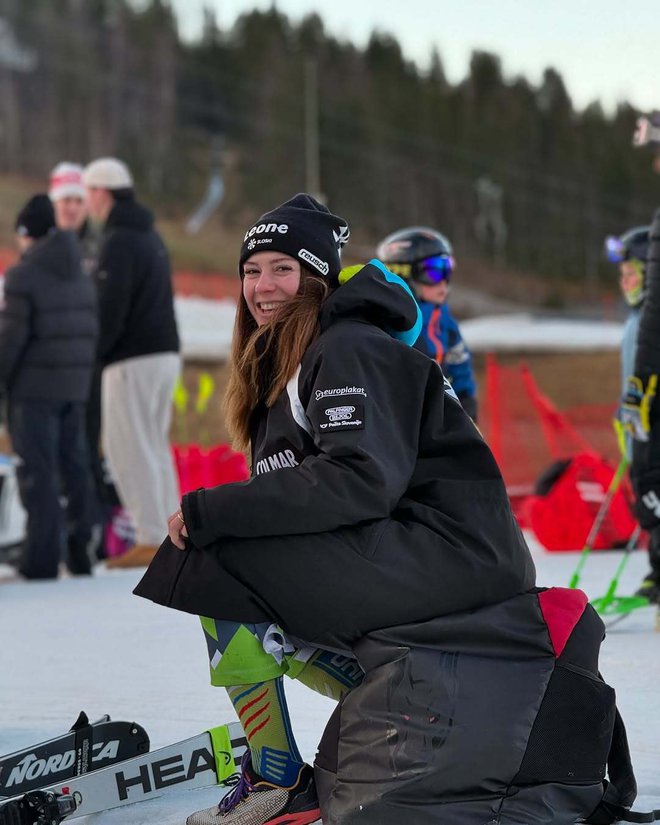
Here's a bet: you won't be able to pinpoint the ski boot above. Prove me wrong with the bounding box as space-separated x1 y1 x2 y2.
635 572 660 604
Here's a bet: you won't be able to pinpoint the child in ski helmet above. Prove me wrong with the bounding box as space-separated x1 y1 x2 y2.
605 226 649 310
377 227 478 421
135 194 536 825
605 226 650 410
605 226 649 597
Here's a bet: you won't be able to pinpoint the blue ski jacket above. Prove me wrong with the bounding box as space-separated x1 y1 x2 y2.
417 300 476 401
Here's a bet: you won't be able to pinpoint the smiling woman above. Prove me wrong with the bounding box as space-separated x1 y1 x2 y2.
133 193 622 825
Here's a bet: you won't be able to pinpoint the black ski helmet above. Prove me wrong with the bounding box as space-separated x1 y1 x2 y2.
377 227 454 285
604 226 650 268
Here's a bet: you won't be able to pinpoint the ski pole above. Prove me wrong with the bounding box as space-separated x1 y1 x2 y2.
568 455 629 590
590 524 648 615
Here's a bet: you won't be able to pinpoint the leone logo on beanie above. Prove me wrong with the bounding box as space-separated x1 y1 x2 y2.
239 193 349 285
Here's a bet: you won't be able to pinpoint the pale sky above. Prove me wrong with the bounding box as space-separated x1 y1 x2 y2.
163 0 658 114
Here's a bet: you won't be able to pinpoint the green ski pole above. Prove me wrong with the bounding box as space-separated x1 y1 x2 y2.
568 455 629 590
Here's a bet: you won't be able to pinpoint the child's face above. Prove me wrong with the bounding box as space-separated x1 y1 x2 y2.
619 260 644 306
417 281 449 305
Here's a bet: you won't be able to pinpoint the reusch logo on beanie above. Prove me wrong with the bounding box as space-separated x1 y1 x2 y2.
239 193 349 285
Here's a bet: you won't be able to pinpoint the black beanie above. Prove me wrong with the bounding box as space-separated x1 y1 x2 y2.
239 193 350 285
15 194 56 240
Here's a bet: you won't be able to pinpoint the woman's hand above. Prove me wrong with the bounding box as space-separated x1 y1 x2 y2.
168 509 189 550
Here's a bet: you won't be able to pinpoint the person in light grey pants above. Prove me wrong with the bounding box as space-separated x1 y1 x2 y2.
83 157 181 568
102 352 180 552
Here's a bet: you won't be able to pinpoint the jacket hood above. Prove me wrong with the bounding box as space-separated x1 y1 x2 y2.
22 229 82 280
106 197 153 232
319 259 422 347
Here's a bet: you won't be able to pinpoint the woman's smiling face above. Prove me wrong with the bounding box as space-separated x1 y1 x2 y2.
242 251 302 326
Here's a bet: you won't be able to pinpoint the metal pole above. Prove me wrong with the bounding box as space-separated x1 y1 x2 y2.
304 55 321 201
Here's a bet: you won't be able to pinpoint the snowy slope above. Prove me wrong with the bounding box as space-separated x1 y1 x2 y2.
1 534 659 823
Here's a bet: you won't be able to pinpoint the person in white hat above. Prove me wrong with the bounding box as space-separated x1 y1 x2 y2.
49 162 86 231
82 157 181 569
49 161 109 562
49 161 99 276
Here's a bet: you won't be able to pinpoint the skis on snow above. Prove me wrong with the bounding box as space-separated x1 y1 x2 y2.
0 722 246 824
0 712 149 797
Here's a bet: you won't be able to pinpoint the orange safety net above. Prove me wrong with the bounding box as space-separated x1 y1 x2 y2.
481 353 619 503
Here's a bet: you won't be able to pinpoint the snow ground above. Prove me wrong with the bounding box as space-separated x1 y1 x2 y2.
1 534 659 823
0 297 651 822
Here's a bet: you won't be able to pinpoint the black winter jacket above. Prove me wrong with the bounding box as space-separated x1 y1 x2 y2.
95 198 179 365
0 230 98 402
135 261 535 647
633 207 660 378
630 208 660 528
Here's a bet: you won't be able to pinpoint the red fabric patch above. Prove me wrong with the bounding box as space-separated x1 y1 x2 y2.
538 587 588 657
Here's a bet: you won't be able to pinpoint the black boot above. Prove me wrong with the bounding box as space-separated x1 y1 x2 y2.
66 535 93 576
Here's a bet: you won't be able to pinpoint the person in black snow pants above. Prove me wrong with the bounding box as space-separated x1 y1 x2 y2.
134 193 539 825
0 195 98 579
48 162 114 561
621 112 660 603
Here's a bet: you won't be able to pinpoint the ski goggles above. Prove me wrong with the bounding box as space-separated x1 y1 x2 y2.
604 236 625 264
414 254 454 285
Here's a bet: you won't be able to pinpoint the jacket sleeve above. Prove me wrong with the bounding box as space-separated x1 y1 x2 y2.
95 233 134 360
0 271 31 389
182 331 433 546
634 208 660 378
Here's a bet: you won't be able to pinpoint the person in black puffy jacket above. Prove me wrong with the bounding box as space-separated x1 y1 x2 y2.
0 195 98 579
134 194 537 825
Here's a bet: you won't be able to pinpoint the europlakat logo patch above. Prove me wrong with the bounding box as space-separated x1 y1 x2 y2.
315 386 367 401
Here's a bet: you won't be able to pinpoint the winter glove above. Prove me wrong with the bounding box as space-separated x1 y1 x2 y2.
620 374 658 442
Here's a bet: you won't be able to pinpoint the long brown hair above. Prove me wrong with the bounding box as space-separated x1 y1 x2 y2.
224 268 329 450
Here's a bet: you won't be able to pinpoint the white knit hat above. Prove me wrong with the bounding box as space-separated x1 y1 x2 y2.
82 157 133 190
49 162 86 201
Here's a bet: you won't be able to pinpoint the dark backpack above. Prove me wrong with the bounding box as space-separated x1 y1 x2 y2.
315 588 659 825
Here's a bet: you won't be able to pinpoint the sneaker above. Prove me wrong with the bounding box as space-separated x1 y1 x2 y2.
634 573 660 604
186 753 320 825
